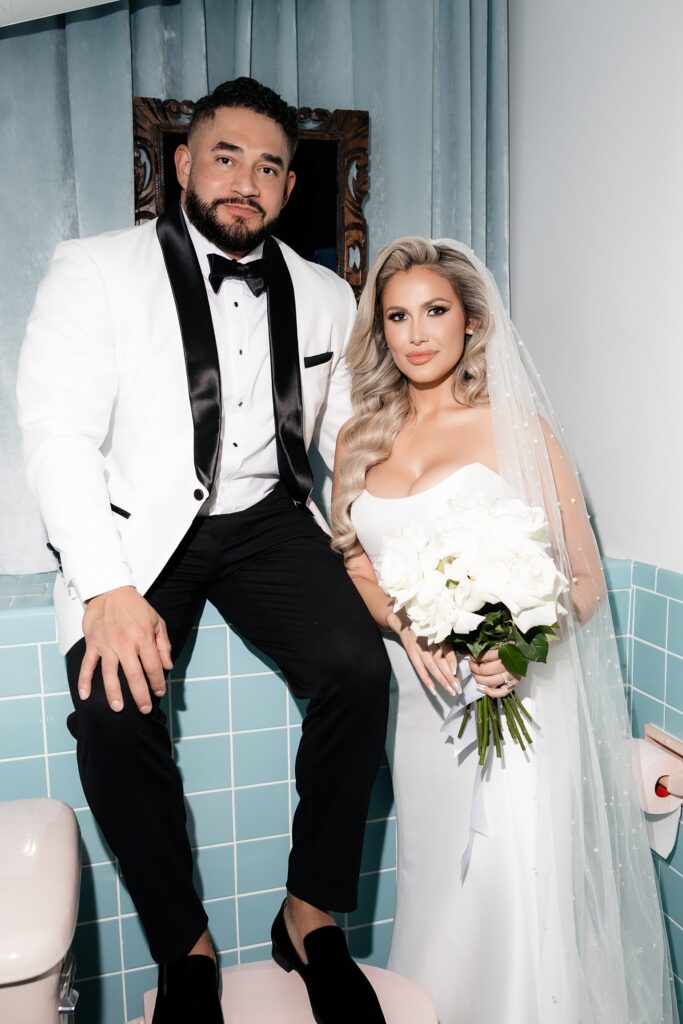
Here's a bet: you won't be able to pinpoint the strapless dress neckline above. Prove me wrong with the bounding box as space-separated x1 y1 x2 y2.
362 461 502 502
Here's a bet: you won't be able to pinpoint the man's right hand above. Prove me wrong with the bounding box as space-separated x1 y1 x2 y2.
78 586 173 713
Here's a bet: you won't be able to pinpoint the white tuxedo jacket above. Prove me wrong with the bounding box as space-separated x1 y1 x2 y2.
17 209 355 654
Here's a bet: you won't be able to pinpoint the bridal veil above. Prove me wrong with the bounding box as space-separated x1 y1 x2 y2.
433 237 678 1023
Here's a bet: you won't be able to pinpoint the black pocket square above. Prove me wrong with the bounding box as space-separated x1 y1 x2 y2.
304 351 333 368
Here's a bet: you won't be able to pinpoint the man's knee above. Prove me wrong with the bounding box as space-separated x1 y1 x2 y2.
314 632 390 709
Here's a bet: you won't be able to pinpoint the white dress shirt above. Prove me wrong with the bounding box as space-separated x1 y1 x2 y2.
184 211 280 515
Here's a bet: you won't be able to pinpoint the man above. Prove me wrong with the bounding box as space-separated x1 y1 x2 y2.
17 77 389 1024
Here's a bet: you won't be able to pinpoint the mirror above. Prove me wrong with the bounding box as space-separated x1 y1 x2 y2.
133 98 369 295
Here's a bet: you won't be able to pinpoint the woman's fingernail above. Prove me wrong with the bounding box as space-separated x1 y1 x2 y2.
153 689 165 697
78 688 88 700
111 699 123 712
476 685 486 693
140 704 152 715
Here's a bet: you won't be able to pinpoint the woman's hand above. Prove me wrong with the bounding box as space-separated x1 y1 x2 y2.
469 648 521 697
387 610 461 697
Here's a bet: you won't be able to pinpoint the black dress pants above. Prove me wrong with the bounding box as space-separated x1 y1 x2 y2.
65 484 391 964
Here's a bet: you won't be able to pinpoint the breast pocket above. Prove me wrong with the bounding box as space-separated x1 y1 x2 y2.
303 351 333 369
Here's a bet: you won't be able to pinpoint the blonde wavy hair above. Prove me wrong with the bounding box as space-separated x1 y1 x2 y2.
332 236 493 556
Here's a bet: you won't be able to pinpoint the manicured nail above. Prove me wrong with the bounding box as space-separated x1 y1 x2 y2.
153 689 165 697
111 699 123 711
476 686 486 693
78 688 88 700
140 704 152 715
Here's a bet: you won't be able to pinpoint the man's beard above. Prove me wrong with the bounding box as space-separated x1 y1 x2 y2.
185 182 279 256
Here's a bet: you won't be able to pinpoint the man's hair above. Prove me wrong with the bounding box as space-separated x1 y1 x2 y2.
188 77 298 161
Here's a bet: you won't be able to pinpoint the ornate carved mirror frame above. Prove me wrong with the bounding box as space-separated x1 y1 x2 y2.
133 98 369 295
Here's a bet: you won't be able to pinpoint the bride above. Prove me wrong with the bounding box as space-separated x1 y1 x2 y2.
331 237 677 1023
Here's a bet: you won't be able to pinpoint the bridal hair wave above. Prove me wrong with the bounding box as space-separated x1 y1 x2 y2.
332 237 493 555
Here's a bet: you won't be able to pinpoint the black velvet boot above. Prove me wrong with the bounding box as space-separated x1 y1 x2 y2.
151 953 223 1024
271 900 386 1024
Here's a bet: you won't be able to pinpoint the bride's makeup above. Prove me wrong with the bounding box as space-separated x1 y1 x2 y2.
382 266 469 384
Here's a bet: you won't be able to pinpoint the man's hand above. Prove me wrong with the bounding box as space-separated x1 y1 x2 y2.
78 586 173 713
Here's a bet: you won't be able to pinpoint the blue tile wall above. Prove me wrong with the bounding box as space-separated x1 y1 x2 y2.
621 559 683 1023
0 576 395 1023
4 560 683 1022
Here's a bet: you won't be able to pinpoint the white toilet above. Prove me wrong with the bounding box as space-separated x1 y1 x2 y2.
142 960 438 1023
0 798 81 1023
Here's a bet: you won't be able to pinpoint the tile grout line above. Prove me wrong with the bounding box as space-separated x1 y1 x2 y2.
115 861 129 1022
227 629 241 964
664 594 671 726
37 644 51 798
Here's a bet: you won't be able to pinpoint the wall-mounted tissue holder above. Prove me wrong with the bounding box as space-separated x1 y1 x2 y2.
643 724 683 798
632 725 683 856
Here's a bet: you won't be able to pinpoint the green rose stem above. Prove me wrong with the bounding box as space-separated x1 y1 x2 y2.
489 698 503 758
457 705 472 740
506 693 533 746
501 697 525 750
511 690 536 726
479 697 490 765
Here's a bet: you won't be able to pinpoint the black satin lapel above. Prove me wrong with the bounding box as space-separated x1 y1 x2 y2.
263 237 314 504
156 203 221 492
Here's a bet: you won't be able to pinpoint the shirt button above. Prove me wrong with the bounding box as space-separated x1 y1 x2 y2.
238 401 243 407
239 349 243 355
232 442 238 448
194 489 203 500
234 301 239 307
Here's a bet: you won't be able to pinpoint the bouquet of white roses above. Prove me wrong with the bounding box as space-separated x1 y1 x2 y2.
376 494 569 763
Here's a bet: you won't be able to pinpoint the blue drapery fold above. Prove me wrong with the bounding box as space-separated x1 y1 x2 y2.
1 0 508 573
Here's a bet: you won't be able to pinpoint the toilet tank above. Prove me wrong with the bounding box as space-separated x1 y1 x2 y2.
0 798 81 1023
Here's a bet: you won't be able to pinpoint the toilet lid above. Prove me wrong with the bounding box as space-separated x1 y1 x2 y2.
0 799 80 984
143 961 438 1023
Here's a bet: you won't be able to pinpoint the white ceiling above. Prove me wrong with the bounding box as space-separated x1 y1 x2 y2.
0 0 116 28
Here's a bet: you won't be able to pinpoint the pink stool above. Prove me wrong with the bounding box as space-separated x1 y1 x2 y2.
142 961 438 1023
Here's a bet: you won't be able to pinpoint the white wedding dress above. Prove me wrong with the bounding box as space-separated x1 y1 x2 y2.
352 462 552 1024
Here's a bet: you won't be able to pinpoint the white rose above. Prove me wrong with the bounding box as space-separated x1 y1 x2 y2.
438 496 550 554
505 549 569 633
515 602 566 634
488 499 549 546
405 572 453 643
376 523 437 608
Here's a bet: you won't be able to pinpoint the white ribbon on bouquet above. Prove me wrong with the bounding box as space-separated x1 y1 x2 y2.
440 658 490 882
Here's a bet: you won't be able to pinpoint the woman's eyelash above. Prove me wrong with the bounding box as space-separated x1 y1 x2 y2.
386 307 449 321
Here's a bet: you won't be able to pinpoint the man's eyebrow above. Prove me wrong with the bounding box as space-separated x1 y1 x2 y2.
211 141 242 154
210 141 284 169
260 152 285 169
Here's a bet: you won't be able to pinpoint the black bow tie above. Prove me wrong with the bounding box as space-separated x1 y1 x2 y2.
207 253 268 297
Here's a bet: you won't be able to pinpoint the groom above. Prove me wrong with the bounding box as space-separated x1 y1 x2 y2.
17 77 389 1023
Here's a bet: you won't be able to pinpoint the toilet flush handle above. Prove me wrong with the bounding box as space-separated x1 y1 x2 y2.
58 952 79 1021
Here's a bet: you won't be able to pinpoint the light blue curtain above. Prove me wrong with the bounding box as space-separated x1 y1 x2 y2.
0 0 509 573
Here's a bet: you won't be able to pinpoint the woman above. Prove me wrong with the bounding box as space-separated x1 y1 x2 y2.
331 238 677 1023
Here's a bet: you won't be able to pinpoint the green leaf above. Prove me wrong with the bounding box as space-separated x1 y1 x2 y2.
526 632 549 664
498 643 529 677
